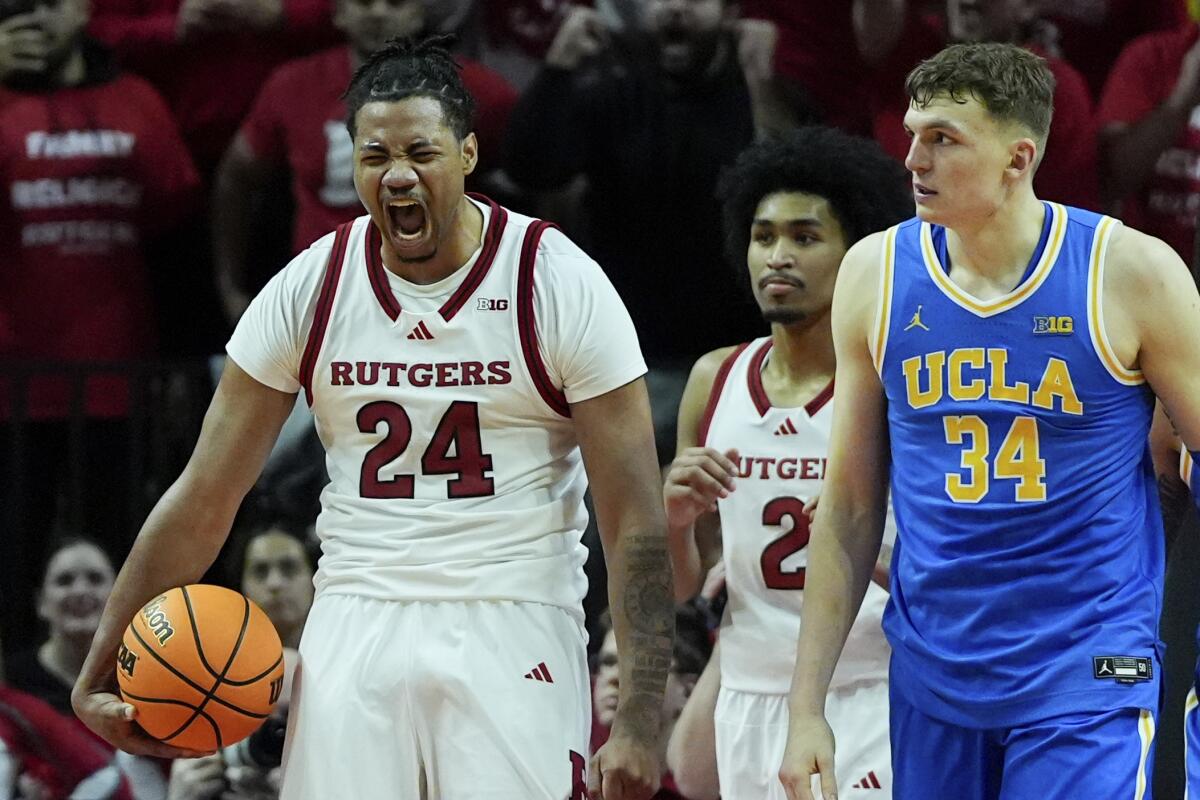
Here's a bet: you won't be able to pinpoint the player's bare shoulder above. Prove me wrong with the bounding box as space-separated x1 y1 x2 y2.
832 229 892 340
1103 224 1191 297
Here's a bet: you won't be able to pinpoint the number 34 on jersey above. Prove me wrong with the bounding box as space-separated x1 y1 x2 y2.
901 347 1084 505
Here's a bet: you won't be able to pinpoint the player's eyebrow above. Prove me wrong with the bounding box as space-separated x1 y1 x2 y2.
753 216 824 227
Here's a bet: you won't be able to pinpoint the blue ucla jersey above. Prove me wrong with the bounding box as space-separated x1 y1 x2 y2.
875 202 1162 728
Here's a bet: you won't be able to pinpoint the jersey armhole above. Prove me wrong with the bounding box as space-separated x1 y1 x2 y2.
1085 217 1144 386
696 343 750 447
517 219 571 418
298 221 354 405
870 226 898 375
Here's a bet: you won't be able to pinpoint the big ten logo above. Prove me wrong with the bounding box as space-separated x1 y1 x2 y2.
117 642 138 678
141 595 175 646
268 674 285 705
476 297 509 311
1032 315 1073 335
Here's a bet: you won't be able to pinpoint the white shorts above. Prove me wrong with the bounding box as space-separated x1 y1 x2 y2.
279 595 591 800
715 680 892 800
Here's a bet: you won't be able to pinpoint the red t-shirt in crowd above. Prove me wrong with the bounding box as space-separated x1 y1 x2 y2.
1046 0 1187 99
88 0 337 172
239 46 517 253
869 14 1100 211
1097 22 1200 260
0 684 135 800
739 0 871 134
0 70 199 418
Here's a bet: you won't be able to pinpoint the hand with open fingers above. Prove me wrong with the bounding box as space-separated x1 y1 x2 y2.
730 17 778 86
779 714 837 800
0 13 47 81
588 728 661 800
71 681 215 760
663 447 739 528
544 6 611 70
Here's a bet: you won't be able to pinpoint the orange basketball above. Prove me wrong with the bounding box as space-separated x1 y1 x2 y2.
116 584 285 751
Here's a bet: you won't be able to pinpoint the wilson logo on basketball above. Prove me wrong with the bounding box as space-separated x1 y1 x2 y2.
141 594 176 646
268 675 284 704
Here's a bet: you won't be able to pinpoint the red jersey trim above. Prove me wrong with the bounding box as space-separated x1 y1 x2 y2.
697 342 752 447
517 220 571 418
805 379 835 417
440 193 508 321
365 222 402 321
299 222 353 406
747 339 774 416
365 195 509 323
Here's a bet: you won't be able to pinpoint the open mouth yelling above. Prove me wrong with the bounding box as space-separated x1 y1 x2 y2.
386 198 429 247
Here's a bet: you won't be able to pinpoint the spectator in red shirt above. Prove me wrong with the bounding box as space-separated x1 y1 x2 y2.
87 0 337 174
1045 0 1187 100
212 0 518 323
0 0 199 658
860 0 1099 210
1096 21 1200 262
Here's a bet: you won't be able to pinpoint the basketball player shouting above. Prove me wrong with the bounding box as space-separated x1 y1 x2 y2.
72 36 673 800
779 42 1200 800
663 127 911 799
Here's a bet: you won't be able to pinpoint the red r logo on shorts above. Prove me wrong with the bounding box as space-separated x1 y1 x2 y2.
569 750 587 800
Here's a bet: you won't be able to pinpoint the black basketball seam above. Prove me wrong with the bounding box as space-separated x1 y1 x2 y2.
120 691 268 719
181 585 223 682
219 653 284 687
160 594 253 744
128 619 268 719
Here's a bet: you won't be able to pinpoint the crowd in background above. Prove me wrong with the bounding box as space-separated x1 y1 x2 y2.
2 0 1200 797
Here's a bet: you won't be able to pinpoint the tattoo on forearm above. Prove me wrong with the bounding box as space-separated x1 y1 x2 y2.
614 532 674 741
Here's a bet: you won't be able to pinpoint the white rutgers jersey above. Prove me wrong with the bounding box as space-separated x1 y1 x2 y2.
702 337 894 695
227 195 646 618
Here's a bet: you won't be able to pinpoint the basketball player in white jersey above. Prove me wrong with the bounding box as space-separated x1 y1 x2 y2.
70 36 673 800
663 127 912 800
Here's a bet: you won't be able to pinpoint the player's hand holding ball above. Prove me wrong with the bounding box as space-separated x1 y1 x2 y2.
77 584 286 759
664 447 740 527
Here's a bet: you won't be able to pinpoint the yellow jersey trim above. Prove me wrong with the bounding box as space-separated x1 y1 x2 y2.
1086 217 1143 385
1182 448 1194 490
918 202 1067 318
872 227 898 375
1135 708 1155 800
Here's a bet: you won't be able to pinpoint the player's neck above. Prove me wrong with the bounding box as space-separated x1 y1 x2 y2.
381 196 484 284
944 190 1045 282
767 313 835 385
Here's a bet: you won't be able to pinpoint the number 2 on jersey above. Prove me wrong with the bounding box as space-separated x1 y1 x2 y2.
357 400 495 499
943 414 1046 503
761 497 811 590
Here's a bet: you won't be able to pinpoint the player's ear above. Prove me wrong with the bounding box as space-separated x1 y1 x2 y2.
1006 137 1038 181
461 132 478 177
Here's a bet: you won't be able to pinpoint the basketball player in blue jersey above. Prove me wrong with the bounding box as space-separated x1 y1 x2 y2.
69 36 673 800
778 41 1200 800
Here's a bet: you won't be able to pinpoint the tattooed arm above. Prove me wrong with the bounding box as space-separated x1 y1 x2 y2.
1151 400 1191 555
574 377 674 800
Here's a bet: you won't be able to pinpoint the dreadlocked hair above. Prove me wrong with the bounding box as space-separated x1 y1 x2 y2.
343 34 475 141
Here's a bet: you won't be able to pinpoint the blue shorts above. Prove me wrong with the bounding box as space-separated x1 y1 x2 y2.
890 682 1156 800
1185 667 1200 799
